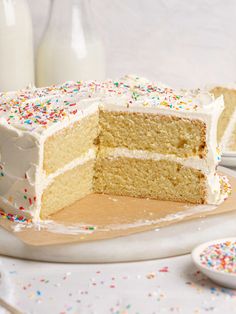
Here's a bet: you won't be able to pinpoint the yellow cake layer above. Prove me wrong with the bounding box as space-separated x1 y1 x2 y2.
99 110 206 158
211 87 236 142
41 159 95 219
94 155 206 204
44 113 99 174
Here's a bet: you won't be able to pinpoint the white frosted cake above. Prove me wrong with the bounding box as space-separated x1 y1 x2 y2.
0 76 231 223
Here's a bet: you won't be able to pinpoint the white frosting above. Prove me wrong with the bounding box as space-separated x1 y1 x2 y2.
0 75 227 222
0 117 96 222
101 148 212 173
0 122 39 219
206 172 223 204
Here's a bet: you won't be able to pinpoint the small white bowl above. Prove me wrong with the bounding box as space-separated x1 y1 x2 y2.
192 238 236 289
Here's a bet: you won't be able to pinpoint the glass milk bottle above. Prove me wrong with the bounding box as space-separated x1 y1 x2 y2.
36 0 106 87
0 0 34 91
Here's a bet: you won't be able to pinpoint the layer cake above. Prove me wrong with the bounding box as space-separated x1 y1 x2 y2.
0 76 231 222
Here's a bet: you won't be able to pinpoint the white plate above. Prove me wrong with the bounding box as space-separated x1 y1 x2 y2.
221 151 236 167
0 166 235 263
192 238 236 289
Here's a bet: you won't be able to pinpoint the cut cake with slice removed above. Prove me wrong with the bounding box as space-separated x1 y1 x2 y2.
0 76 231 222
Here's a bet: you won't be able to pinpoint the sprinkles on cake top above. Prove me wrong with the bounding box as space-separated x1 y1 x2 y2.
0 76 219 133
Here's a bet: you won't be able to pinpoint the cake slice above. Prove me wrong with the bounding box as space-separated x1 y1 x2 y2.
210 85 236 151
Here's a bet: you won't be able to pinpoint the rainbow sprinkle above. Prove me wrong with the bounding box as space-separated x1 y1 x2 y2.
200 241 236 274
216 146 222 162
0 208 32 223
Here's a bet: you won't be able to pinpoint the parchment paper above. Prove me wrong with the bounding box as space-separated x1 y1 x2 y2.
0 172 235 247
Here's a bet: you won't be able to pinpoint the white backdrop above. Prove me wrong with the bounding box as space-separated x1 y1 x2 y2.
29 0 236 88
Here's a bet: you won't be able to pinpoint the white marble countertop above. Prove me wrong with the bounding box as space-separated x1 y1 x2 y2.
0 167 235 314
1 253 236 314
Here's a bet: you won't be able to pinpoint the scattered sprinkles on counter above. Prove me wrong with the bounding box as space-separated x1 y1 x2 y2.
200 240 236 274
3 255 236 313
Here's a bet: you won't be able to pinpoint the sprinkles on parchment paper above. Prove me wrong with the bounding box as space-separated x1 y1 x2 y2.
200 241 236 274
0 208 32 223
0 207 98 234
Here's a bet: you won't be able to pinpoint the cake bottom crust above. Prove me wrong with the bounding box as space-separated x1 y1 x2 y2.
94 156 207 204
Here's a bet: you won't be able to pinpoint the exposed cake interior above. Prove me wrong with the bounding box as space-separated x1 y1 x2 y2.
99 110 206 158
41 156 95 219
94 150 207 204
40 110 221 218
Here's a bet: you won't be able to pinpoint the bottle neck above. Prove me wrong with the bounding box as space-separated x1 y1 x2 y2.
1 0 32 27
48 0 94 36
